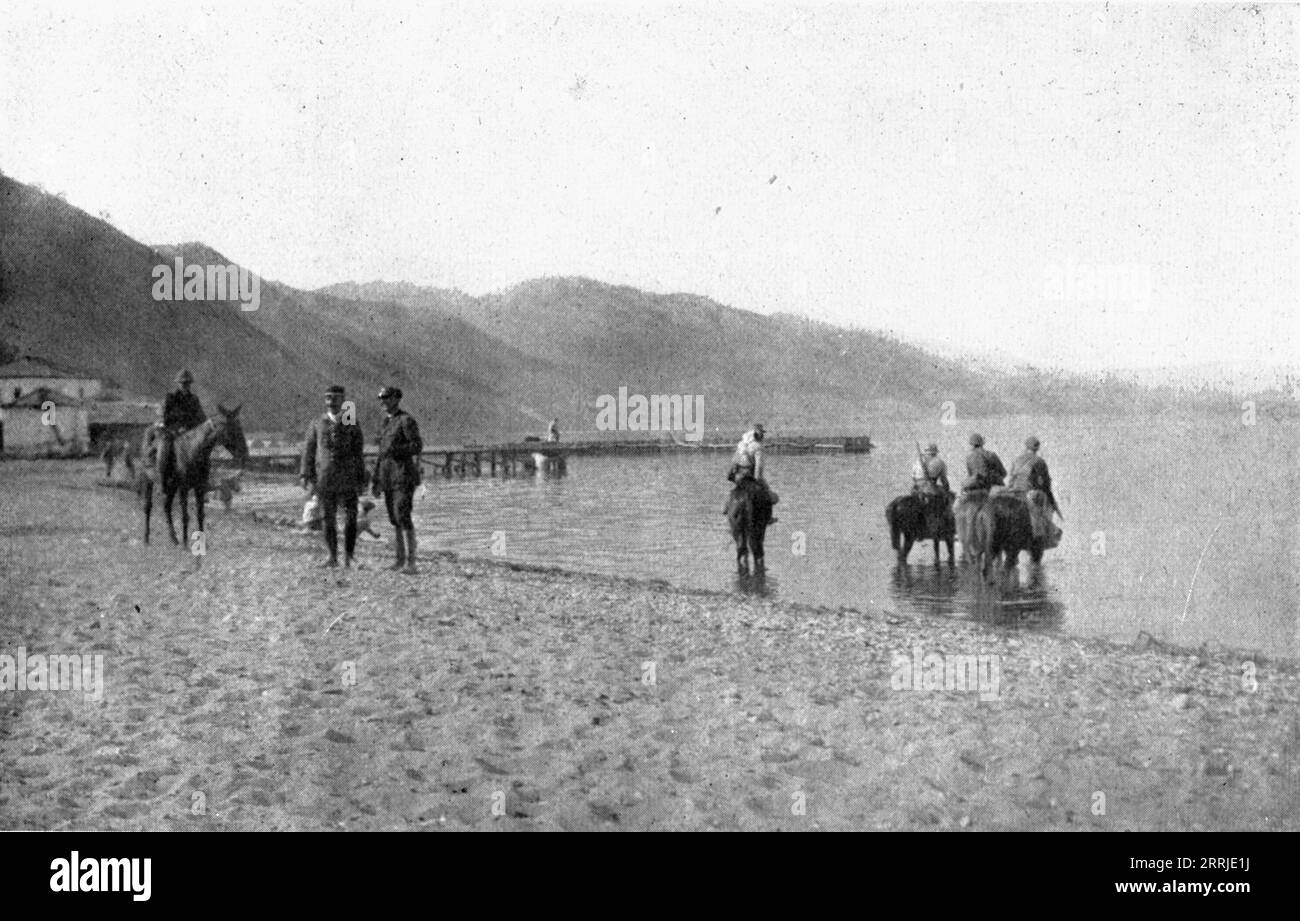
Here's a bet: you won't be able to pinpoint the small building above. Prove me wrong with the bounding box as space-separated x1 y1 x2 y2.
0 358 103 403
0 387 90 457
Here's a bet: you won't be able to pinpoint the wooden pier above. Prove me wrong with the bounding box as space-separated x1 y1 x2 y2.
242 434 872 478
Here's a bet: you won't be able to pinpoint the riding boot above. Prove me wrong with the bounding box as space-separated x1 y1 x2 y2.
402 528 418 574
321 518 339 567
389 527 406 570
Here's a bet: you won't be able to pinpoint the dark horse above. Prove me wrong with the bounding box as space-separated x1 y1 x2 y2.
727 478 773 575
974 491 1042 579
138 405 249 545
886 492 956 564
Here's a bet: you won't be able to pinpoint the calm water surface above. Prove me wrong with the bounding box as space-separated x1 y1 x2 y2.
243 415 1298 659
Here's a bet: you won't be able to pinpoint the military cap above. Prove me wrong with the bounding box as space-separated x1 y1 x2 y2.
378 386 403 400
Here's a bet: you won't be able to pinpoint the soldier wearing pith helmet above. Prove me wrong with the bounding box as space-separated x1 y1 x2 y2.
152 369 207 479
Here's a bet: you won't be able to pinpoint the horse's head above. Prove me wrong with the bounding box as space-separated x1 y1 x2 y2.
213 403 250 467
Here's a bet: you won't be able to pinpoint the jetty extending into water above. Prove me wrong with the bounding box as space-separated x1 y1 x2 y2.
241 434 873 478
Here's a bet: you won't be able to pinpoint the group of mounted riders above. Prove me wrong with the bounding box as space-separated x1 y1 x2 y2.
907 431 1063 568
140 370 1057 576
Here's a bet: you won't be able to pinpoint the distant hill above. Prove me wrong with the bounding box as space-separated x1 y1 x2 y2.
3 170 1284 443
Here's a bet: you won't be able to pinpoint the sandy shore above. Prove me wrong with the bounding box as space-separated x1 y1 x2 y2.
1 459 1296 831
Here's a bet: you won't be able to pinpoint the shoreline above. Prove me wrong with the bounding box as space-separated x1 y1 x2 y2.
1 460 1297 831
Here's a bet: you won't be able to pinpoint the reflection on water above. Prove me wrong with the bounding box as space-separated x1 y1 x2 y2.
888 562 1066 631
238 415 1297 658
733 570 778 598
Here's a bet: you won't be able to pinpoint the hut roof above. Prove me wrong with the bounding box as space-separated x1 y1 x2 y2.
0 358 90 379
3 386 83 408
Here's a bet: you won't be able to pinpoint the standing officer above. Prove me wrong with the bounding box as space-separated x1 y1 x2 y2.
300 384 367 568
372 386 424 574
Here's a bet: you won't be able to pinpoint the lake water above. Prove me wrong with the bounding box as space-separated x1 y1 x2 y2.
242 414 1298 660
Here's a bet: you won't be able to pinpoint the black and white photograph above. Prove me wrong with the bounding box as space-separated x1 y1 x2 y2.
1 0 1296 861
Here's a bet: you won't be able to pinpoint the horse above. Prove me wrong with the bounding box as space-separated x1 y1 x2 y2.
973 491 1042 580
138 405 249 545
726 477 772 575
885 492 956 565
954 490 988 563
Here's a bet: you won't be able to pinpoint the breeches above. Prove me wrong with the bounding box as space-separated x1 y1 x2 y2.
383 487 415 529
319 492 359 555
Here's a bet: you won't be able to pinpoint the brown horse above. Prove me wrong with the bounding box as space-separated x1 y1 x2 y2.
727 478 773 575
886 492 956 565
138 405 249 545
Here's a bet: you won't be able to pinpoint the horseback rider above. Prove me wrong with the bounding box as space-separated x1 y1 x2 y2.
726 423 778 524
911 442 951 532
962 432 1006 492
1007 435 1062 546
150 369 207 480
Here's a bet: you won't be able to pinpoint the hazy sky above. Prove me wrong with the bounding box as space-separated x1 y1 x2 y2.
3 1 1296 371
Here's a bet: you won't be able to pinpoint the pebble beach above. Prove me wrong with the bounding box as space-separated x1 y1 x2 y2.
1 460 1296 831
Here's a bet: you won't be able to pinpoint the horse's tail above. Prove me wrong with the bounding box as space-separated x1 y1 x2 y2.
887 501 901 551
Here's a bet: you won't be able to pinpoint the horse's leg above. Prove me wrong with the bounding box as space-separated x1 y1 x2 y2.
179 488 190 545
900 535 914 564
196 488 205 541
163 486 179 544
142 479 152 544
753 526 765 573
932 538 940 565
946 538 955 566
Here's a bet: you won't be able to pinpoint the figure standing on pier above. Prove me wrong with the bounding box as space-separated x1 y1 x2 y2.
373 386 424 574
547 418 560 442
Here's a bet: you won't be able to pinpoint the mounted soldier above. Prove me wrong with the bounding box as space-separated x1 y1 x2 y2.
911 442 951 534
962 432 1006 493
1007 435 1062 548
150 369 207 482
726 423 778 524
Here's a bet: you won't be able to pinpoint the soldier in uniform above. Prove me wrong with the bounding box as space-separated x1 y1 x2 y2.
1007 435 1062 546
300 384 367 568
963 432 1006 493
911 442 951 532
152 369 207 481
725 423 778 524
372 386 424 574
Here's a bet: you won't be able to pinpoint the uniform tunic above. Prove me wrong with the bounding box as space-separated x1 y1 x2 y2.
911 456 949 495
1007 451 1051 492
964 447 1007 491
300 413 366 498
163 390 206 432
373 410 423 528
